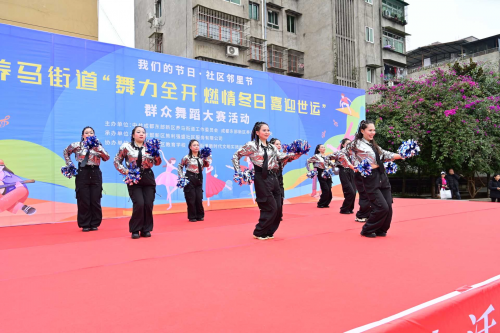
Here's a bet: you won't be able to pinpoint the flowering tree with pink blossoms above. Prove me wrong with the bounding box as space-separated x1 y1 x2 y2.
367 60 500 198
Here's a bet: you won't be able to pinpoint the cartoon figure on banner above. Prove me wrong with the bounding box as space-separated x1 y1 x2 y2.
0 160 36 215
156 151 178 210
205 165 232 206
340 94 353 115
226 156 255 204
0 115 9 128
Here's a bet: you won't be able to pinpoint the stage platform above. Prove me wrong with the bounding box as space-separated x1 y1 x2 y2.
1 199 500 332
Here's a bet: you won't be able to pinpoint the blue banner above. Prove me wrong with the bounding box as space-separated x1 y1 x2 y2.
0 23 365 226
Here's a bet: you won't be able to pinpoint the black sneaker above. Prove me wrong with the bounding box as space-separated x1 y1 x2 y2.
21 205 36 215
82 228 91 232
189 219 197 222
141 231 151 237
90 227 98 231
360 232 376 238
375 232 387 237
131 232 140 239
197 218 204 221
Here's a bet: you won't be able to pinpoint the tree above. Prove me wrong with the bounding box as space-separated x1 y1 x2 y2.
367 60 500 198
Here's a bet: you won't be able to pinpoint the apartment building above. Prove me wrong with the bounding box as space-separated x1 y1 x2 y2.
134 0 410 101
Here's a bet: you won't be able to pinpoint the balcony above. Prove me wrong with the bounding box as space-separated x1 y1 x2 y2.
149 32 163 53
382 11 407 26
267 44 286 71
382 30 405 54
248 37 266 63
381 0 408 26
287 49 304 76
193 6 250 48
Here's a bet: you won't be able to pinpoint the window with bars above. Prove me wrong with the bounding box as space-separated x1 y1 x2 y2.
382 30 405 53
268 10 279 29
194 6 248 47
249 2 259 20
267 45 285 70
382 0 404 19
248 38 265 62
365 27 374 43
287 15 296 33
288 50 304 75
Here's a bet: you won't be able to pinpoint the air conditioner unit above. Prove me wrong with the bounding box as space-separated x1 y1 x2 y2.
152 18 160 28
226 46 239 57
147 12 155 23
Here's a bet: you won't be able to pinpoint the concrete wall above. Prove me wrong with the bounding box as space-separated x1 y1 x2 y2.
0 0 98 40
407 52 500 80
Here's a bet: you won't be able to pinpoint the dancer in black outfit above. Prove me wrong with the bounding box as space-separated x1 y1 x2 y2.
232 122 300 240
338 138 357 215
63 126 110 232
306 144 336 208
270 138 300 221
178 140 211 222
339 120 403 238
114 126 162 239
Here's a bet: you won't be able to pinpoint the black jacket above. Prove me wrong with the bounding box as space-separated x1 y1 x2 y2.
489 180 500 199
446 174 460 191
436 178 449 192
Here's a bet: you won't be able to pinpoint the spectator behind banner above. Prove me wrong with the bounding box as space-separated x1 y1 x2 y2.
446 169 462 200
489 174 500 202
436 172 451 199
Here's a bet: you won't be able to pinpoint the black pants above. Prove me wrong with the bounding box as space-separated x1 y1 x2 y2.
184 171 204 220
317 168 333 208
253 170 282 237
127 169 156 233
354 172 371 219
452 189 461 200
491 198 500 202
339 167 356 213
361 168 393 235
75 166 103 228
280 186 285 219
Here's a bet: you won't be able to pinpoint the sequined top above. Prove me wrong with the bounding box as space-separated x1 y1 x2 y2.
63 142 110 166
306 153 338 171
338 138 395 169
114 142 162 175
232 141 296 172
177 155 212 178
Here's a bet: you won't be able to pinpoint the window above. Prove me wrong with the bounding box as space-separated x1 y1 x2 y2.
287 15 296 33
365 0 373 4
155 0 162 18
365 27 374 43
367 68 373 83
382 30 405 53
225 0 241 4
268 10 279 29
249 2 259 20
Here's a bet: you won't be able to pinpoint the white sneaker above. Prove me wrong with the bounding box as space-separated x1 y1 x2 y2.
253 235 268 240
267 235 274 239
355 217 367 222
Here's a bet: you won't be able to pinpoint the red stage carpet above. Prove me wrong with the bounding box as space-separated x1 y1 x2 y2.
1 199 500 332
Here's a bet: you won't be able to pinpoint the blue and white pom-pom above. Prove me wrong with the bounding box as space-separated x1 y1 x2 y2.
356 159 372 177
322 168 335 179
384 162 398 174
124 165 141 185
306 170 318 179
398 139 420 159
282 140 311 155
145 138 161 157
83 136 100 150
233 170 255 186
176 177 190 189
200 146 212 159
61 162 78 179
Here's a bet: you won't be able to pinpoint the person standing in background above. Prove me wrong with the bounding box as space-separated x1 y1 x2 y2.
446 169 462 200
489 174 500 202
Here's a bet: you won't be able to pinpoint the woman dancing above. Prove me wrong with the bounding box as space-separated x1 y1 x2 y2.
306 144 336 208
155 154 178 210
114 126 162 239
232 122 300 240
63 126 109 232
270 138 300 220
339 120 403 238
178 140 211 222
